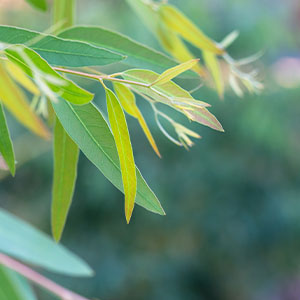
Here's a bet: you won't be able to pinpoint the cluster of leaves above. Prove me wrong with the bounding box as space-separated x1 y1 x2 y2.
0 0 263 298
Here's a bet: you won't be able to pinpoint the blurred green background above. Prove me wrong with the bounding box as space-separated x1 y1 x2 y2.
1 0 300 299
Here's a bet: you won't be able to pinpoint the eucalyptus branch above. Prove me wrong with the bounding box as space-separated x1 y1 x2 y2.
0 252 92 300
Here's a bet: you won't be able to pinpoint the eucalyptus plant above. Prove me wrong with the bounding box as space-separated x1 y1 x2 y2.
0 0 262 299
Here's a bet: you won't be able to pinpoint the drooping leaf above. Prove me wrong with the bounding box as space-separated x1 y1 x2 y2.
113 82 161 157
158 4 224 55
57 26 197 78
151 59 199 86
52 99 165 215
203 51 224 98
5 45 93 105
0 62 50 139
122 69 223 131
52 118 79 242
5 61 40 96
0 265 37 300
0 208 93 276
25 0 47 12
0 103 15 176
0 25 124 67
105 88 137 223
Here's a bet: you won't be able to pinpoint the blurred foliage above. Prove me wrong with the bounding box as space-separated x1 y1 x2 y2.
1 0 300 299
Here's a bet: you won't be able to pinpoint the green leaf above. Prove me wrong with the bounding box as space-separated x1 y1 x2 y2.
57 26 196 78
25 0 47 12
158 4 224 55
203 51 224 98
52 118 79 242
0 25 124 67
0 265 37 300
52 99 165 215
5 45 93 105
113 82 161 157
0 104 15 176
105 88 137 223
0 208 93 276
0 62 50 139
151 59 199 86
122 69 223 131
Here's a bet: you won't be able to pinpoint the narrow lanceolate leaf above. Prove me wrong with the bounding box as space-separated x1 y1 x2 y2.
151 59 199 86
5 61 40 95
122 69 223 131
105 88 137 223
0 265 37 300
113 83 160 157
57 26 196 78
25 0 47 11
5 45 93 105
203 51 224 98
220 30 239 49
158 4 224 55
0 25 124 67
0 62 50 139
0 208 93 276
52 100 165 215
52 118 79 242
0 103 15 176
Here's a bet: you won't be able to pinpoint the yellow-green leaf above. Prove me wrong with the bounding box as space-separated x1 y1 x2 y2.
5 61 40 96
0 62 50 139
105 88 137 223
114 82 161 157
52 118 79 242
203 51 224 98
151 59 199 86
158 4 224 55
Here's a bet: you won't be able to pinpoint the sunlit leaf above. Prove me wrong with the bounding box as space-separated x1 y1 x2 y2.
5 61 40 96
52 118 79 242
52 100 165 215
25 0 47 11
203 51 224 98
158 4 224 55
0 62 50 139
5 45 93 105
0 265 37 300
105 88 137 223
113 82 161 157
151 59 199 86
0 208 93 276
0 103 15 176
122 69 223 131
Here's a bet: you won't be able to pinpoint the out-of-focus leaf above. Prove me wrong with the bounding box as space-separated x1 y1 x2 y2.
0 208 93 276
5 45 93 105
105 88 137 223
0 265 37 300
53 0 74 30
5 61 40 96
151 59 199 86
52 118 79 242
220 30 239 49
123 69 222 131
25 0 47 12
58 26 196 78
0 26 124 67
0 62 50 139
52 100 165 215
229 75 244 97
203 51 224 98
114 82 161 157
0 103 15 176
158 4 224 55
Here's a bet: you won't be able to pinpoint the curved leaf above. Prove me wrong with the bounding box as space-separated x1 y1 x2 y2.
0 25 124 67
0 208 93 277
52 99 165 215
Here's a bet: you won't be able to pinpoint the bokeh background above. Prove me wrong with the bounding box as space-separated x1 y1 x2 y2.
1 0 300 299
